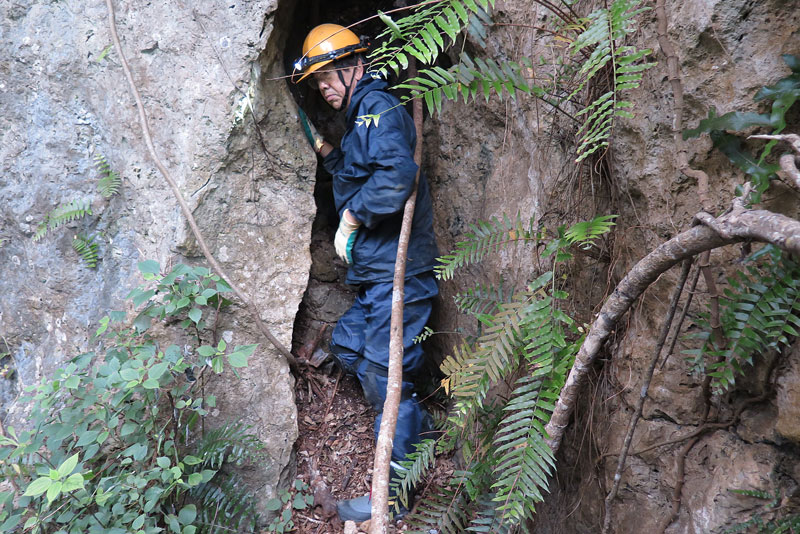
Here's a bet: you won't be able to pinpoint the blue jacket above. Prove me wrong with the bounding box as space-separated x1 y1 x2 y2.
323 75 439 285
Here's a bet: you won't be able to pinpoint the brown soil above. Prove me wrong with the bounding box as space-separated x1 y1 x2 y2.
285 360 453 534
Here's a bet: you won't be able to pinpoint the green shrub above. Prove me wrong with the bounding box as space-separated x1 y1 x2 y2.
0 261 264 534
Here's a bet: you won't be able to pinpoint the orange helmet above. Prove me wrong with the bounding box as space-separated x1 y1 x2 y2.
293 24 368 83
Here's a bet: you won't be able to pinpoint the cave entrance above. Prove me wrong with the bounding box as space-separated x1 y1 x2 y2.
286 0 399 360
282 2 419 531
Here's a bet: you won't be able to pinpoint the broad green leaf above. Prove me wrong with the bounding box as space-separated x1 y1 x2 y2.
61 473 85 492
149 361 169 381
23 477 52 497
142 378 160 389
178 504 197 525
46 480 62 503
76 430 100 447
188 308 202 324
57 453 80 478
138 260 160 275
197 345 216 358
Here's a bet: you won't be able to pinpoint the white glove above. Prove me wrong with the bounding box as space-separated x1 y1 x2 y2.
334 209 361 264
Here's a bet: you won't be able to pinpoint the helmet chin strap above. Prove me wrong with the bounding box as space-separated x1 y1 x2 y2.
336 66 357 111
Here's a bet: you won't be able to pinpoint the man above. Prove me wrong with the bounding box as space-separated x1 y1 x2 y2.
293 24 439 522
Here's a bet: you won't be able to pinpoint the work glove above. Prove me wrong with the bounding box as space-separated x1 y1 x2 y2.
334 209 361 264
297 107 324 154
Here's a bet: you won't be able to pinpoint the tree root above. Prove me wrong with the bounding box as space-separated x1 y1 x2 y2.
601 259 693 534
104 0 297 370
544 204 800 454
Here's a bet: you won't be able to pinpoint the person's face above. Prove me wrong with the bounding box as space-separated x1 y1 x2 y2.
311 64 361 110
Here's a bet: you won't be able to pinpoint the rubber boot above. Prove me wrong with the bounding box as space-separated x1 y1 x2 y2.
336 465 412 522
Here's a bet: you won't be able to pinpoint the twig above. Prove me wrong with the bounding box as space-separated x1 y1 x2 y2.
370 59 424 534
601 258 692 534
654 0 711 209
660 264 701 369
103 0 297 371
322 368 343 422
341 457 359 491
749 133 800 154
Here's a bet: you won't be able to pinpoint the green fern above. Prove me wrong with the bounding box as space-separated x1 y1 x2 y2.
33 199 93 242
454 281 510 317
435 214 537 281
95 154 122 198
724 487 800 534
686 246 800 394
191 472 258 533
391 438 437 511
371 0 496 77
389 53 538 117
564 0 655 161
192 422 265 470
563 214 617 245
413 326 436 344
436 214 615 281
72 233 99 268
404 484 472 534
188 422 265 533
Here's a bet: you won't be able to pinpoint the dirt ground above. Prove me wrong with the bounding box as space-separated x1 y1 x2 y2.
285 357 452 534
290 361 396 534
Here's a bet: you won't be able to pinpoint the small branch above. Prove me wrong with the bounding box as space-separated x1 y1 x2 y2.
104 0 296 370
655 0 713 211
657 435 699 533
778 154 800 191
659 263 701 370
749 133 800 154
601 258 692 534
370 60 424 534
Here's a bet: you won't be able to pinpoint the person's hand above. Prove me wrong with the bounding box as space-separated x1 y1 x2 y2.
297 107 324 154
334 209 361 264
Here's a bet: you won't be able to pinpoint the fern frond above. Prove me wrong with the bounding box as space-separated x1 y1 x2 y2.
393 53 537 116
564 214 618 246
435 214 536 281
391 438 437 511
370 0 496 77
194 422 265 470
72 233 99 268
94 154 122 198
490 373 557 524
33 199 93 242
689 247 800 394
567 0 655 161
454 281 510 317
403 484 472 534
467 494 515 533
191 471 258 534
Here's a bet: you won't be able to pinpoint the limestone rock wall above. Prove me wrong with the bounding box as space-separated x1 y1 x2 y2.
423 0 800 532
0 0 315 506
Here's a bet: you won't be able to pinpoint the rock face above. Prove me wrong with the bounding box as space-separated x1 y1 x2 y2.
0 0 315 509
421 0 800 532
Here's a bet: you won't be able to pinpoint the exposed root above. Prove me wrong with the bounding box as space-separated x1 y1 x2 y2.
601 259 693 534
545 205 800 454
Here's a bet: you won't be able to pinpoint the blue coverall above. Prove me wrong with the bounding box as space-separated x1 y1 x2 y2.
322 74 439 464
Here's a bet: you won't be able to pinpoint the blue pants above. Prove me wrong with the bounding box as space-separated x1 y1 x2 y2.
330 272 438 463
